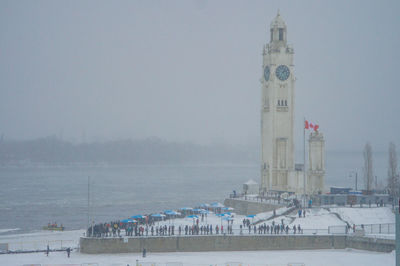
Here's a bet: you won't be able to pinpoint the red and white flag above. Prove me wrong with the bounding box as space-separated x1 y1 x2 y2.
305 120 319 132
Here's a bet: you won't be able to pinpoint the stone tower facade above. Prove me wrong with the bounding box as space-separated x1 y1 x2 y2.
308 131 325 194
260 12 295 192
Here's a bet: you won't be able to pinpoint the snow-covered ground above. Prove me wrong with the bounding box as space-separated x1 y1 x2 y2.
251 206 293 223
152 206 394 235
0 249 394 266
0 229 84 251
0 228 20 234
288 208 347 230
0 206 395 252
0 206 395 265
329 207 395 225
366 234 395 240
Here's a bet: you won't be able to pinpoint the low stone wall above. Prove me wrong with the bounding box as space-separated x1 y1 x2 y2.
223 198 282 215
80 235 347 254
347 236 395 253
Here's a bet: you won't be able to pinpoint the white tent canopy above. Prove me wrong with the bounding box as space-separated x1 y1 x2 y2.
243 179 259 194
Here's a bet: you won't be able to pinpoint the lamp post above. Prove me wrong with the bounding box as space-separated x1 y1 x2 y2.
349 171 358 191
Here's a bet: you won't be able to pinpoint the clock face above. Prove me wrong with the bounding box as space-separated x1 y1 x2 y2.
275 65 290 81
264 66 270 81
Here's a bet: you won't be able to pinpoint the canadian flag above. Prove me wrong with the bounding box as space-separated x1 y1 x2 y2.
305 120 319 132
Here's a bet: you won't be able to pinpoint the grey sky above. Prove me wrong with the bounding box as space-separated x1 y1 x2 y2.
0 0 399 151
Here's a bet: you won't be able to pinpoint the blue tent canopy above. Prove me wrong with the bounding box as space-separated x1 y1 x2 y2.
121 219 137 223
222 207 234 211
130 215 146 219
246 214 256 218
223 217 233 221
165 211 180 215
179 207 193 211
151 213 166 218
210 202 224 208
186 215 199 219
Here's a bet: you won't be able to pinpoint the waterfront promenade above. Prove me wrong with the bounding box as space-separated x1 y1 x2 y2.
79 233 395 254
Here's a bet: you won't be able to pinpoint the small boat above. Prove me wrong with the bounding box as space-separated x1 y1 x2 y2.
43 224 64 231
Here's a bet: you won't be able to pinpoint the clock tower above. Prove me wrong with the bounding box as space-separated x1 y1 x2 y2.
261 12 295 192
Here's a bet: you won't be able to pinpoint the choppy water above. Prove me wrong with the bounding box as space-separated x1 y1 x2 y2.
0 151 390 235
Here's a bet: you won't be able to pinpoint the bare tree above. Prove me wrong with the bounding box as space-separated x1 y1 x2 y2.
363 142 373 191
387 142 398 198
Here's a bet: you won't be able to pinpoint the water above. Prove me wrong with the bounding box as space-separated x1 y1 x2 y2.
0 151 390 235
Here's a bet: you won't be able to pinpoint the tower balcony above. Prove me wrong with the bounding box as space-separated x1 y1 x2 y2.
277 106 288 112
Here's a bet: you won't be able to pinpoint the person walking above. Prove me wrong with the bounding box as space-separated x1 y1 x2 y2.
46 244 49 257
66 247 71 258
142 248 146 258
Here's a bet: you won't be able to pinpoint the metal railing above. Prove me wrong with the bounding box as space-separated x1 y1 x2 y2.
327 223 395 235
2 239 77 252
86 222 395 239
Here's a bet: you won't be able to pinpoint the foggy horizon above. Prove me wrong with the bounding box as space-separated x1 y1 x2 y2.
1 0 399 152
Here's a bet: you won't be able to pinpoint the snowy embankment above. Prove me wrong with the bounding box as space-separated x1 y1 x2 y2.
0 207 394 252
289 208 347 229
249 206 395 231
0 228 20 234
329 207 395 225
251 206 293 223
0 249 394 266
0 230 84 251
0 207 396 265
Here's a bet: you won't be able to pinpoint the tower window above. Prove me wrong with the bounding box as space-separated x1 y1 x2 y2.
270 29 273 42
285 100 287 106
279 28 283 41
278 100 280 106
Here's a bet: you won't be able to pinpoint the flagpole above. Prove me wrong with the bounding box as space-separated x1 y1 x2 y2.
303 117 306 208
88 176 90 236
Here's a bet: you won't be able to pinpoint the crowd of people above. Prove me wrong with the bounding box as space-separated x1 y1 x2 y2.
87 221 237 237
86 215 307 238
240 219 303 235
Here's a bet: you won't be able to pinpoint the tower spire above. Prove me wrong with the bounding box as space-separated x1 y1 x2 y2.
269 11 287 46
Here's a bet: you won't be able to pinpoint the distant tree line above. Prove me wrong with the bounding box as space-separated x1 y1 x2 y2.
0 136 259 165
387 142 399 198
362 141 399 196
